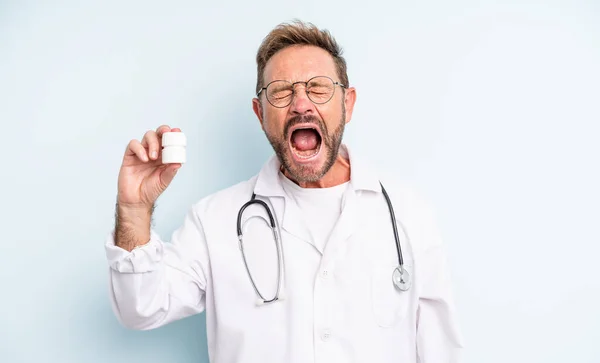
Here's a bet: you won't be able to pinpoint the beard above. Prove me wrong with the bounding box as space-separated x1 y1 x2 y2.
264 102 346 183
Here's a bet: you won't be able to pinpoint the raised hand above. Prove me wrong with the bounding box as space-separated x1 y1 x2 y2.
114 125 183 251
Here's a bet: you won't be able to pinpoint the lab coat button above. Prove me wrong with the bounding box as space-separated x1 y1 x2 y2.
321 329 331 341
321 270 329 279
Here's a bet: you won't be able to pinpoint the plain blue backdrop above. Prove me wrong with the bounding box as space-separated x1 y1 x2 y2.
1 0 599 362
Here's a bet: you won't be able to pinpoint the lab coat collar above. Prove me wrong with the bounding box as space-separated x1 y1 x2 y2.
252 143 382 198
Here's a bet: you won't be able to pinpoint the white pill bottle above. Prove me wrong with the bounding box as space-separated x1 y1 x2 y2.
161 132 186 164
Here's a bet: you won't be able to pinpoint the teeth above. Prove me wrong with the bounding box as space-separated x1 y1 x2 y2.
295 148 319 159
292 142 321 159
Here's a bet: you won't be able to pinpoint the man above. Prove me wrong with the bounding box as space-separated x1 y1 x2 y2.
106 20 464 363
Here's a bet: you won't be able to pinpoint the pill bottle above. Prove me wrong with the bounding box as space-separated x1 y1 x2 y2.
161 132 186 164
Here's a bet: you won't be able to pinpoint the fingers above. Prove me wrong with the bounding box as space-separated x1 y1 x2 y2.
125 126 182 163
156 125 172 138
142 130 160 161
159 163 181 189
156 125 182 135
126 139 149 162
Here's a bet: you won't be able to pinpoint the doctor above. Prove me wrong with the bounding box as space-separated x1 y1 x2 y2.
106 20 464 363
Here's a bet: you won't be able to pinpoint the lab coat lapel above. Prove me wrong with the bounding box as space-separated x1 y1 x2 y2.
321 187 359 258
281 198 316 250
252 154 318 250
323 145 381 252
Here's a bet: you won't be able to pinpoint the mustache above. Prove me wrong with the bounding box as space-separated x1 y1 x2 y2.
283 114 326 139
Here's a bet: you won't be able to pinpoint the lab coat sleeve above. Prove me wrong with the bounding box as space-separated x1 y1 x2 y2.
105 206 209 330
414 199 465 362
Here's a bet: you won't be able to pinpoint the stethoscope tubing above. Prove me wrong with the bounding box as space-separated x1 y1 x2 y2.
237 195 284 304
237 182 409 304
380 182 404 268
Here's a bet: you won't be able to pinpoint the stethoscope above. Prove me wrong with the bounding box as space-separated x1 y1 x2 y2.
237 181 411 306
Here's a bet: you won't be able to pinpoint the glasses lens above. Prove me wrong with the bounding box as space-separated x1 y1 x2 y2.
307 77 335 104
266 81 294 107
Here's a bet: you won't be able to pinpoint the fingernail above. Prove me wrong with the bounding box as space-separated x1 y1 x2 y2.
151 151 157 159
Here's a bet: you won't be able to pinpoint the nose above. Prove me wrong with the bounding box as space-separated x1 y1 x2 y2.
289 84 315 115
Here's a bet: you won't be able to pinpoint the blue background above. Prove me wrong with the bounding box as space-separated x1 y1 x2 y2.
1 0 599 362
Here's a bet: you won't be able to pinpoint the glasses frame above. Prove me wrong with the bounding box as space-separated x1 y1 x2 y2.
256 75 346 108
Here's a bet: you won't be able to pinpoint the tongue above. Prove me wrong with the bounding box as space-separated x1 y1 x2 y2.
292 129 318 151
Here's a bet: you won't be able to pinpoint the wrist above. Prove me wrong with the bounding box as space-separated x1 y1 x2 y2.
115 201 153 251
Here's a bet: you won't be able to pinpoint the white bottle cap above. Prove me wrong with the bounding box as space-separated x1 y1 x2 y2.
162 132 187 147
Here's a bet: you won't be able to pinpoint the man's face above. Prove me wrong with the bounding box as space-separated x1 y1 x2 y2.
252 45 355 184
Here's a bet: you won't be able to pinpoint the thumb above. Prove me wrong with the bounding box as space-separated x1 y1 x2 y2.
159 164 181 189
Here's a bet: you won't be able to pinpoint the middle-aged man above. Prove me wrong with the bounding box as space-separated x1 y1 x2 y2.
106 20 464 363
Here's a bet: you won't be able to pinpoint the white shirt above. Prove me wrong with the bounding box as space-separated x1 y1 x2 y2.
105 144 464 363
279 170 348 253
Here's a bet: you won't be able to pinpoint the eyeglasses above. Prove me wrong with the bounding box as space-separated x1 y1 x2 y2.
257 75 346 108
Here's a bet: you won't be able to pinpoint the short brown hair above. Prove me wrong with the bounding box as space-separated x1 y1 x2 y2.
255 20 349 95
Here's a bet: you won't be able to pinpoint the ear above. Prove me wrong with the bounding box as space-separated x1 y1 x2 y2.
252 97 265 129
343 87 357 124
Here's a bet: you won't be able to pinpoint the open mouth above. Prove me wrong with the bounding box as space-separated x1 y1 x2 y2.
289 124 322 159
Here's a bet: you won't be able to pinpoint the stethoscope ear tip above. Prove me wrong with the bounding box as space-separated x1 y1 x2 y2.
255 298 266 306
277 291 286 301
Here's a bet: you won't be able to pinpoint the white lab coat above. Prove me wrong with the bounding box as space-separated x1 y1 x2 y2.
105 144 464 363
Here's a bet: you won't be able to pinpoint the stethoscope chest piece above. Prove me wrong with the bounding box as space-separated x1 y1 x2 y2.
392 265 411 291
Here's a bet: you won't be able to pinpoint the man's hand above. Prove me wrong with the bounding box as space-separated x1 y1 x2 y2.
115 125 182 251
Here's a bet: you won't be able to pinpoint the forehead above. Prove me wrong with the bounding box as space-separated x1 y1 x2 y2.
263 45 338 83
